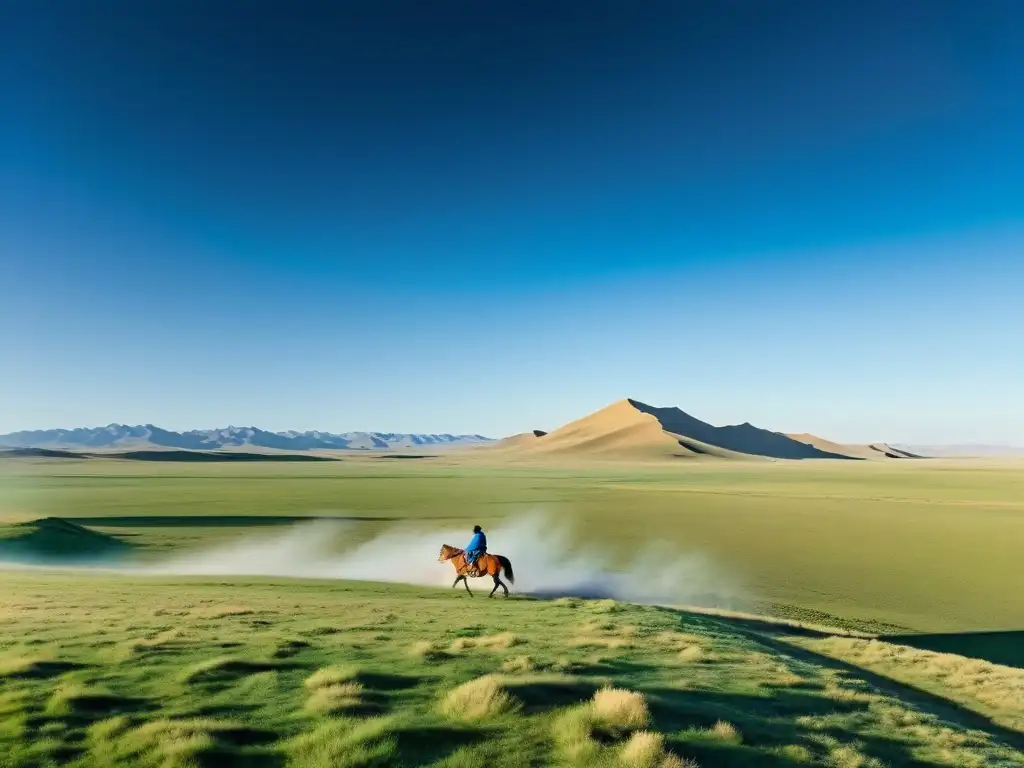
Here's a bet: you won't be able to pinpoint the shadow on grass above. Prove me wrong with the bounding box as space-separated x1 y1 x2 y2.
646 686 871 745
271 640 311 659
879 629 1024 669
391 723 489 765
207 726 280 747
664 608 842 640
28 693 153 733
505 678 601 713
685 611 1024 751
826 731 942 768
552 640 1015 768
196 747 285 768
354 671 422 691
2 660 87 679
671 742 800 768
640 685 942 768
185 660 301 685
61 692 152 718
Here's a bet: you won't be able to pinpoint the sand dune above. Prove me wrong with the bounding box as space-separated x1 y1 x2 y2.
784 434 931 460
509 399 698 459
489 399 923 462
492 430 548 449
785 433 887 460
870 443 926 459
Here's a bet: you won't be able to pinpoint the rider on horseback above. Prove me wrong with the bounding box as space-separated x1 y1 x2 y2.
465 525 487 576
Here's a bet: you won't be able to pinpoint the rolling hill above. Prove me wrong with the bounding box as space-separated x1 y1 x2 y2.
0 517 133 563
0 424 493 452
490 398 925 461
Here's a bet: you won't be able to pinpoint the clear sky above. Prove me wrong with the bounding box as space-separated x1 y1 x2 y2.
2 1 1022 443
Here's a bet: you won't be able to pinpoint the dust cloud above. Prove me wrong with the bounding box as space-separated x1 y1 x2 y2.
142 512 748 610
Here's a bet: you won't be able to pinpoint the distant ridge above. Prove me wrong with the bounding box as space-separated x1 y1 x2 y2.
0 447 340 462
0 424 494 452
490 399 926 462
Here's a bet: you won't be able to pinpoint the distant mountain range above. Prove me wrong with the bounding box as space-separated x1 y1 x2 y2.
0 424 494 452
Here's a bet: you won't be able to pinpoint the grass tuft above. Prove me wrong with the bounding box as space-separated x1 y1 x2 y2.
501 655 537 674
620 730 665 766
827 745 886 767
304 664 359 690
677 645 704 663
590 687 651 732
553 597 582 609
409 639 449 660
449 631 520 652
775 744 813 762
591 599 622 614
552 705 601 765
439 674 520 722
305 682 364 715
192 604 254 619
709 720 742 744
570 635 633 650
286 716 397 768
91 717 247 768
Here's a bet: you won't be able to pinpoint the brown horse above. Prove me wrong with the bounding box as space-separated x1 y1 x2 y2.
438 544 515 598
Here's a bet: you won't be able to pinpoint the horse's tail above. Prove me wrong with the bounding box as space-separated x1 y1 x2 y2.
497 555 515 584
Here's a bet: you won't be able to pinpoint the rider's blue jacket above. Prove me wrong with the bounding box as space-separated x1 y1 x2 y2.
467 531 486 552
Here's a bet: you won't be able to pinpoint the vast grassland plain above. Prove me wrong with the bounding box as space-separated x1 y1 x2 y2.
1 456 1022 766
3 456 1023 632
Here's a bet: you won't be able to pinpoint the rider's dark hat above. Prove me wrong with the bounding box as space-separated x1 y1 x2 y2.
473 525 482 533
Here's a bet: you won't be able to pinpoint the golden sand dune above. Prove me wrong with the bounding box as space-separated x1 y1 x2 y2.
784 433 886 460
869 443 926 459
489 399 924 462
504 399 697 459
785 434 927 460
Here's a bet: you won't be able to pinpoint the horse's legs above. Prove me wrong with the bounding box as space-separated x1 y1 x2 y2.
499 576 509 597
452 575 462 589
462 576 473 597
488 574 500 598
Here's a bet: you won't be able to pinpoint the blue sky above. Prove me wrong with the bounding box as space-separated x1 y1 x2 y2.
2 1 1022 442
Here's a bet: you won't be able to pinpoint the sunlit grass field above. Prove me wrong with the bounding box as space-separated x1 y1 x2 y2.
2 456 1022 633
1 573 1022 768
2 457 1024 766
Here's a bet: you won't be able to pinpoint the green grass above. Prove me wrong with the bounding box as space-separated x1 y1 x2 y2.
3 455 1024 764
3 457 1024 631
878 630 1024 669
0 573 1022 767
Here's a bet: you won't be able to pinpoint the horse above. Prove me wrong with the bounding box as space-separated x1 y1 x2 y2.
438 544 515 598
